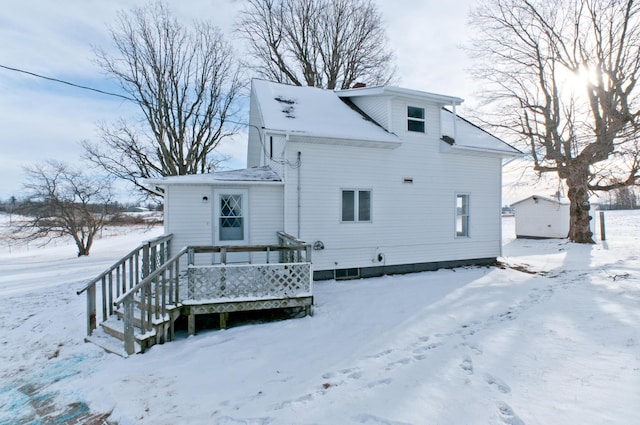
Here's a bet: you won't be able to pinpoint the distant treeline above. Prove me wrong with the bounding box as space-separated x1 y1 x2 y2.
0 198 163 225
598 186 640 210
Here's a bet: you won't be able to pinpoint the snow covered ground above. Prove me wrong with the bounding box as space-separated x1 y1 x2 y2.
1 212 639 424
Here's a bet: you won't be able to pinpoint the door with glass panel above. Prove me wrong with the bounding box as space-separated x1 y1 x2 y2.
214 190 249 263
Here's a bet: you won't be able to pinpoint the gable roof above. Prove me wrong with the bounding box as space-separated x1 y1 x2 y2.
251 79 400 144
511 194 569 206
441 109 522 157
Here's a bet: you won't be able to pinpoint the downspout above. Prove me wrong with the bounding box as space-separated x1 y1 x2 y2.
499 159 504 257
297 151 301 238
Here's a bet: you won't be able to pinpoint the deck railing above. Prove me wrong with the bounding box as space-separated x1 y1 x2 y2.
76 233 172 336
114 246 187 354
186 244 312 302
100 233 311 355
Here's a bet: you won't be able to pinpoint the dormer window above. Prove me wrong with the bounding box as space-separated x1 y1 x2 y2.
407 106 425 132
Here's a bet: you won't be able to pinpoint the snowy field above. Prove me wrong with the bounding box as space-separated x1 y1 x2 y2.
0 212 639 425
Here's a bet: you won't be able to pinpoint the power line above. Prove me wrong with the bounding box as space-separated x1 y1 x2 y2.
0 63 136 102
0 63 250 127
0 63 303 168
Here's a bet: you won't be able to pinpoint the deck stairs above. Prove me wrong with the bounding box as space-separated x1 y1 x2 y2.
86 297 181 357
78 232 313 357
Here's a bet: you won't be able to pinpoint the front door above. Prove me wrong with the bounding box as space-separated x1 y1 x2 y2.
214 189 249 263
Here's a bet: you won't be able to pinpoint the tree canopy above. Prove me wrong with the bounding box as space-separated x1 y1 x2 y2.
84 1 243 196
236 0 396 89
16 161 115 256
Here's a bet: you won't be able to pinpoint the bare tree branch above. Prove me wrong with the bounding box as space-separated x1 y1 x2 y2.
14 161 115 256
236 0 396 89
470 0 640 243
84 1 243 196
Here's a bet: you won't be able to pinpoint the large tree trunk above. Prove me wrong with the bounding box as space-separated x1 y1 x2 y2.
565 167 594 244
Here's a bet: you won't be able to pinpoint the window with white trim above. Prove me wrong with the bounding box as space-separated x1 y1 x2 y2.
456 194 469 237
342 189 371 222
407 106 425 132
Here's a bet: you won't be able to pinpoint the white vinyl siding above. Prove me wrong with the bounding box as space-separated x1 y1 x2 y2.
164 184 284 263
282 134 503 272
246 91 263 168
348 96 391 130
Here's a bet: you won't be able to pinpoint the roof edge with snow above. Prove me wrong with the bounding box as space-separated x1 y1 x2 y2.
143 166 283 187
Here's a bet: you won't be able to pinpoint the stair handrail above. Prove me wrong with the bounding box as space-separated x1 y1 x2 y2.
77 233 172 337
114 246 188 355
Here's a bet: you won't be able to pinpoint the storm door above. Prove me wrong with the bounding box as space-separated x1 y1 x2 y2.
214 189 249 263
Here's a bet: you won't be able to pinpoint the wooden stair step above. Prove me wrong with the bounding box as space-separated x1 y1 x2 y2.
85 327 140 357
114 305 179 327
100 317 157 343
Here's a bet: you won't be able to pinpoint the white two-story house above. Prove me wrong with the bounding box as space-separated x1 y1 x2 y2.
148 79 521 280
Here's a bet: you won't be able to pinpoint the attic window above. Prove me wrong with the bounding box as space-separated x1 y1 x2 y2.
407 106 425 133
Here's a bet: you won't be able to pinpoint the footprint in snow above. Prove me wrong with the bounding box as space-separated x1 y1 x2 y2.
322 367 361 380
462 341 483 355
366 378 392 389
352 413 412 425
496 401 525 425
459 357 474 375
365 349 393 360
214 416 273 425
272 393 314 410
484 373 511 394
386 357 412 370
412 342 441 354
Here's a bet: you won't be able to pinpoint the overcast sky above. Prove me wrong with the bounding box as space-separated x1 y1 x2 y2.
0 0 479 201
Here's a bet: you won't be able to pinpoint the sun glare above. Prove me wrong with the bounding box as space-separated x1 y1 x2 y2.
555 63 605 104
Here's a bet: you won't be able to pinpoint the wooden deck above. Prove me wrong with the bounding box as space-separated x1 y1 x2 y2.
77 233 313 356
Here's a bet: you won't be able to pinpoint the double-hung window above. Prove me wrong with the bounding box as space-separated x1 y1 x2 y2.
456 194 470 237
342 189 371 222
407 106 425 133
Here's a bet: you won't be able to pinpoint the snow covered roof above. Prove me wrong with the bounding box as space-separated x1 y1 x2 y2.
441 109 522 157
252 79 400 144
511 194 569 206
143 166 282 187
337 85 464 105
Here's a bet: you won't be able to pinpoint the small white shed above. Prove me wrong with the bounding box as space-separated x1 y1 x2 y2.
512 195 570 239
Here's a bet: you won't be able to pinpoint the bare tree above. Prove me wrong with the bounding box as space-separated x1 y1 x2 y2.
469 0 640 243
15 161 115 257
83 1 243 195
236 0 396 89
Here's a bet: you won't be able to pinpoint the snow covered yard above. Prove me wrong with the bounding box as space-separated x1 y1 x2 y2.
0 212 639 424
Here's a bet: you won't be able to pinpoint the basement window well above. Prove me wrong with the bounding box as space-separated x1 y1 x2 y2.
335 268 360 280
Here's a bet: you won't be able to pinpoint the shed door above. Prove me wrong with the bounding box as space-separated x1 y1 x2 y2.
214 189 249 263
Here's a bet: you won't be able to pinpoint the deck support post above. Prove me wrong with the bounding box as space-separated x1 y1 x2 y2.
188 310 196 336
220 312 228 329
